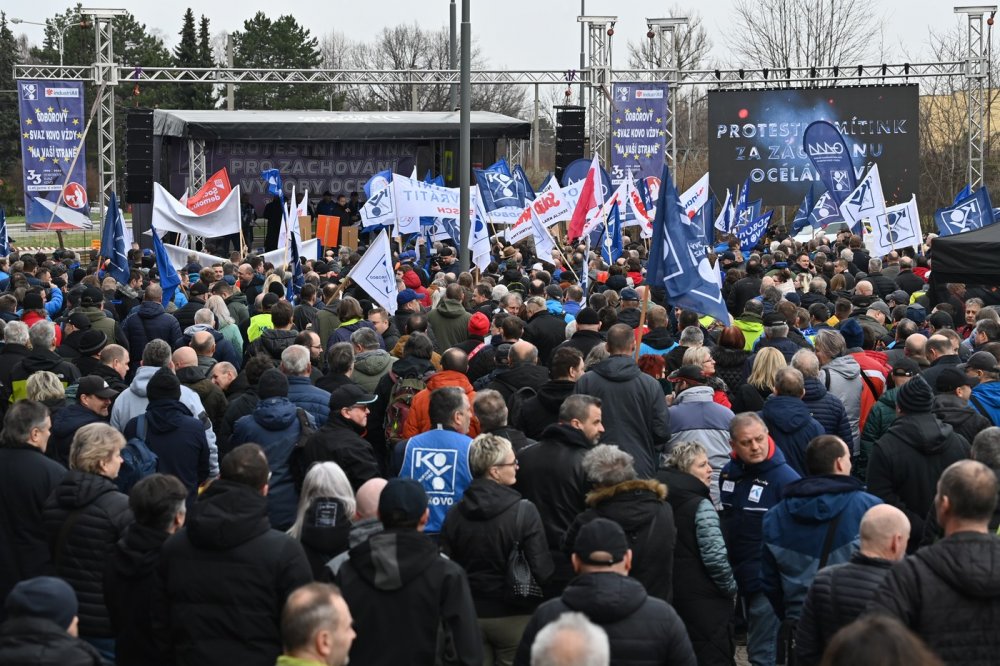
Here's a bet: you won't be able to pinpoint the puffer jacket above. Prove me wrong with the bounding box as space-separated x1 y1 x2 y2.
45 401 105 467
8 349 80 403
575 355 671 478
246 328 299 363
867 412 971 552
712 346 750 395
440 479 553 617
657 467 735 666
869 533 1000 665
821 355 863 452
41 470 133 638
802 377 853 447
231 397 314 531
759 395 825 477
933 393 993 447
426 299 471 352
512 379 576 440
286 376 331 427
513 572 697 666
668 385 734 506
487 363 551 406
719 439 800 594
760 475 881 620
858 385 899 480
970 379 1000 426
351 349 396 393
0 616 103 666
122 302 183 368
402 370 480 438
794 553 894 666
564 479 677 602
640 327 677 357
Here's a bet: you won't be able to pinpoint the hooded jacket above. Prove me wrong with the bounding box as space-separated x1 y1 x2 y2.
514 573 697 666
719 440 800 594
122 302 183 368
337 529 482 666
868 412 970 551
733 313 764 351
104 523 172 666
821 355 863 451
247 328 299 363
286 375 331 427
575 355 671 478
402 369 480 439
640 327 677 357
351 349 396 393
126 400 210 507
933 393 993 446
231 397 312 530
712 346 750 395
802 377 853 447
440 479 553 617
8 349 80 403
513 379 576 440
427 298 472 353
225 290 250 326
297 497 352 580
869 532 1000 665
75 305 128 349
41 471 132 638
524 309 569 366
152 480 312 666
668 385 735 507
970 379 1000 426
487 362 551 406
761 475 881 620
46 401 105 467
760 395 826 478
564 479 678 603
302 413 381 492
0 616 103 666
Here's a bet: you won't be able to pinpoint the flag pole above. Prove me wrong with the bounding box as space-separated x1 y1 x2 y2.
635 286 650 362
547 229 581 285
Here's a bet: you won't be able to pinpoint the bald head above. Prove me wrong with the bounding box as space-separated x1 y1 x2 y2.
355 477 388 520
855 280 873 297
511 339 539 366
172 346 198 369
190 331 216 357
859 504 910 561
936 459 1000 533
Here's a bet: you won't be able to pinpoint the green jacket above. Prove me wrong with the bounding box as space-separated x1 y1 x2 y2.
858 386 899 482
76 306 126 348
314 306 341 349
426 298 471 353
275 656 325 666
733 314 764 352
226 290 250 327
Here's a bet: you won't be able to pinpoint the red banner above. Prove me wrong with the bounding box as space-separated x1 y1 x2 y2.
186 168 232 215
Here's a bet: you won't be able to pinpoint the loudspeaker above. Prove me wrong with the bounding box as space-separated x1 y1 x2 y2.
125 108 154 204
554 105 585 182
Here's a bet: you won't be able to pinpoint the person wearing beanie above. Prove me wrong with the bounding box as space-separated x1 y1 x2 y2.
0 576 103 665
231 368 316 530
556 307 604 360
123 368 210 508
453 311 491 361
867 375 972 552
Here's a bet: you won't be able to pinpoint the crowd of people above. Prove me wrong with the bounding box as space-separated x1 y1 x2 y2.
0 220 999 666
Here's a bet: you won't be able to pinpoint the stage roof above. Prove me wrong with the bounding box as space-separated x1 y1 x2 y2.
153 109 531 141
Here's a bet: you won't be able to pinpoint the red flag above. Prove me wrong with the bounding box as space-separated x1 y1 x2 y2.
185 168 232 215
567 156 602 242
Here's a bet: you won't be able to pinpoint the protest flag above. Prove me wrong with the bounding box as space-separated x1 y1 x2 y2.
790 185 816 236
343 229 398 314
100 192 129 285
935 186 995 237
152 226 181 307
567 156 603 242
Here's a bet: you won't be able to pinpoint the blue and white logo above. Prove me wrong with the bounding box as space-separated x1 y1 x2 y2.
411 448 458 495
21 83 36 101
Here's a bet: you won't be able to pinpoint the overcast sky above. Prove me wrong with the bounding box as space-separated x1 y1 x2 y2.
8 1 976 71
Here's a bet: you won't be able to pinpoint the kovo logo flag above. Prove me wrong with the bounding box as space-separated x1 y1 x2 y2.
935 186 994 237
803 120 857 205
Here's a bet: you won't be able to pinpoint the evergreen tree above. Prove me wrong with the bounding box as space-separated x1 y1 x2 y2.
232 12 329 110
0 12 23 210
172 9 214 109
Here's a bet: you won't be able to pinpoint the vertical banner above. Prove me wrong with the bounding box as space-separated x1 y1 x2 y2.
18 80 91 230
610 82 669 186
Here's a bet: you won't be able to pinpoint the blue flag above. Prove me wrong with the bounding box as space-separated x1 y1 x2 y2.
601 201 623 263
935 186 994 237
954 184 972 205
809 191 843 229
286 234 304 301
99 192 129 285
803 121 857 206
0 207 8 257
474 159 521 212
152 228 181 307
261 169 284 201
511 165 536 205
364 170 393 199
647 166 730 324
738 211 773 253
691 198 715 242
790 185 816 235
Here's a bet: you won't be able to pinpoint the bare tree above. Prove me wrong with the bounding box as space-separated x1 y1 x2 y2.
726 0 886 70
626 9 712 72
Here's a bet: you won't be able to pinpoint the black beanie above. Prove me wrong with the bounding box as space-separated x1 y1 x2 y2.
896 375 934 414
257 368 289 399
147 367 181 401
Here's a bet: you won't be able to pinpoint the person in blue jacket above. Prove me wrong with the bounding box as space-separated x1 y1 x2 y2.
759 367 826 477
967 351 1000 426
719 412 800 666
761 435 881 623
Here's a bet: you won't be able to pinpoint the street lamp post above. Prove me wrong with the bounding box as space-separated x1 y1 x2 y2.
12 16 81 67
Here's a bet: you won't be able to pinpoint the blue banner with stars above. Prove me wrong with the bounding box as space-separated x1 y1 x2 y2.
609 82 669 187
18 80 91 230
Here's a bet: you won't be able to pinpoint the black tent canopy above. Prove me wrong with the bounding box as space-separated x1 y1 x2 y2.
929 222 1000 285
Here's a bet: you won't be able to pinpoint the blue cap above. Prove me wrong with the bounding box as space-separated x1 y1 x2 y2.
400 250 417 261
397 289 421 306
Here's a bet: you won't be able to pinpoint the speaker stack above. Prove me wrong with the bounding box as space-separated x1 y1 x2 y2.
124 108 154 204
554 105 585 182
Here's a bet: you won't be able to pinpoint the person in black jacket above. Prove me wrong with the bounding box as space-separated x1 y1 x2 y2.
515 395 603 593
0 576 103 666
46 375 118 467
794 504 909 666
514 518 697 666
0 321 32 415
0 401 66 616
512 346 584 441
564 444 677 603
151 443 313 666
103 474 187 666
522 297 568 367
120 285 182 373
555 307 604 360
41 423 132 662
869 460 1000 664
440 433 553 666
287 462 355 580
337 478 483 666
488 340 551 407
932 367 993 446
302 385 381 492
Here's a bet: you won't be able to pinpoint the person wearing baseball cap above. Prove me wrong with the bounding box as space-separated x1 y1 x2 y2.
76 286 128 351
0 576 104 664
336 477 483 665
300 384 381 492
516 518 696 665
932 366 992 445
45 375 119 467
966 351 1000 426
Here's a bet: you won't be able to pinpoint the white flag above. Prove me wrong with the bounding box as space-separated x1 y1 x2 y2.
361 186 396 230
345 229 398 314
839 163 886 229
472 189 492 272
532 175 573 227
680 172 710 219
714 189 733 233
392 174 474 221
152 182 241 238
530 206 556 262
867 195 920 257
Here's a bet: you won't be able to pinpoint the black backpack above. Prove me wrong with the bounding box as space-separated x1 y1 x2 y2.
288 408 317 492
116 415 159 493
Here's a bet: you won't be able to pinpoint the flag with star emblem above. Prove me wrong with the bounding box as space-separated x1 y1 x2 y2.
610 82 670 186
18 80 91 230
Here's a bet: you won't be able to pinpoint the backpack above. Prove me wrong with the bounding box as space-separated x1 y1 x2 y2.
116 414 159 493
384 370 429 444
508 386 537 432
288 408 317 493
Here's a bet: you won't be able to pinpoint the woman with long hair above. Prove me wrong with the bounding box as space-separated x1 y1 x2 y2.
205 294 243 356
287 461 356 580
732 347 786 412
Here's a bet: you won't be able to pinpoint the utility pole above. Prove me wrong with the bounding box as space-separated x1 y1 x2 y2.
458 0 471 272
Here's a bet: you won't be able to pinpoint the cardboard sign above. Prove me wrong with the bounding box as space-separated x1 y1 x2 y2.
316 215 340 248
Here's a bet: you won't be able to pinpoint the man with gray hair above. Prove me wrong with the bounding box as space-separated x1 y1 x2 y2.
280 345 331 426
473 388 533 452
530 612 610 666
814 329 864 452
866 258 896 301
175 308 240 370
349 327 395 393
0 320 31 410
8 320 80 403
792 349 853 445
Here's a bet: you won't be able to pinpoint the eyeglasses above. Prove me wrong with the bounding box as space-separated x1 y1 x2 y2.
494 459 519 468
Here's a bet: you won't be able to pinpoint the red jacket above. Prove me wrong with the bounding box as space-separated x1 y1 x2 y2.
22 311 61 346
402 370 481 438
402 271 431 307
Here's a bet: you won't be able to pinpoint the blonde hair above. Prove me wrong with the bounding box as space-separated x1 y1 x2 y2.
683 346 712 366
26 371 65 403
69 423 125 475
205 294 235 328
288 462 356 539
468 433 514 478
747 347 787 391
